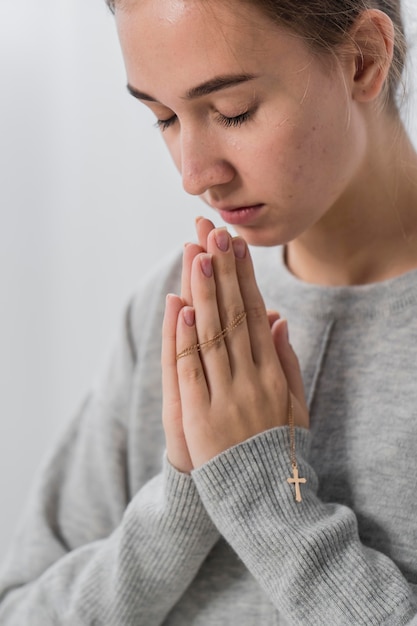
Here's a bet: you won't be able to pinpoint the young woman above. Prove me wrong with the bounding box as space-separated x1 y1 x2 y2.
1 0 417 624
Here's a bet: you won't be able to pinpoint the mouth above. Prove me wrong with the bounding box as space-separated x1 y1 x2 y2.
217 204 265 226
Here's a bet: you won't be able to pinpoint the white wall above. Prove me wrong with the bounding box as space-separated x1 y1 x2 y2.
0 0 416 562
0 0 214 562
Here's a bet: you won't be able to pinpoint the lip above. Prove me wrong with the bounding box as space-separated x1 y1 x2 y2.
218 204 265 226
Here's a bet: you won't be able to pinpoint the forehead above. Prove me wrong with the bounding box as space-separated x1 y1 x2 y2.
116 0 272 48
115 0 303 98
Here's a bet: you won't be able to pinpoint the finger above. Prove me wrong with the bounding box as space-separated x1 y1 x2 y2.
267 309 280 328
176 305 210 408
195 216 216 250
162 295 194 472
181 242 203 305
205 229 253 374
182 217 216 304
231 236 278 365
162 295 183 424
162 294 184 414
271 319 307 411
190 253 233 390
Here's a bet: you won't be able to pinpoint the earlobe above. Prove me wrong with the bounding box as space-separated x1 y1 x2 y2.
350 9 395 103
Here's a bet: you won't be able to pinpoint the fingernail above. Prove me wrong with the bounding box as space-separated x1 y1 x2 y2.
183 307 195 327
195 216 204 224
282 319 290 342
200 254 213 277
215 228 229 252
232 237 246 259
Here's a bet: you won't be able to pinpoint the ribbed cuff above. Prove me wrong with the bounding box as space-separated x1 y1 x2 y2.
191 428 413 625
192 426 317 528
129 453 220 550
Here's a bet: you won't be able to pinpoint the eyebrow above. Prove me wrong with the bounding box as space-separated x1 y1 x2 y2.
127 73 257 103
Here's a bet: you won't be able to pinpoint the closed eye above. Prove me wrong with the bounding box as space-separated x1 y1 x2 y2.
217 110 253 127
154 114 177 132
154 108 254 132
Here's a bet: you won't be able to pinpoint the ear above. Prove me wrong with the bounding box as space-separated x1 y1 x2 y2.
349 9 395 103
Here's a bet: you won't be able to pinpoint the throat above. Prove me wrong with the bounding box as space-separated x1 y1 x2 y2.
285 120 417 287
286 227 417 287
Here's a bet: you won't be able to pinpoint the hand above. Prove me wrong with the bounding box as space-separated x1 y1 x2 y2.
174 227 309 468
161 218 216 473
193 217 281 329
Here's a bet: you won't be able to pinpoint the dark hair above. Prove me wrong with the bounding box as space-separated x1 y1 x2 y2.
106 0 406 106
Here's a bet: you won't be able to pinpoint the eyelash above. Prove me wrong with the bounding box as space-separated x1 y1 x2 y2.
154 110 253 132
217 110 252 128
154 116 177 132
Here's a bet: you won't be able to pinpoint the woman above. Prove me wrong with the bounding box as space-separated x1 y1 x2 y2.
1 0 416 623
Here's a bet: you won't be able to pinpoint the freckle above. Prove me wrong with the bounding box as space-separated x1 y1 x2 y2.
312 126 316 131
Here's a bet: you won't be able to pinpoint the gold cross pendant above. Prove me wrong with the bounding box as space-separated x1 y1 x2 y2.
287 465 307 503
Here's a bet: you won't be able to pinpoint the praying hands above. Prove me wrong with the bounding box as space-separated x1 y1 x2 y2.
162 217 309 474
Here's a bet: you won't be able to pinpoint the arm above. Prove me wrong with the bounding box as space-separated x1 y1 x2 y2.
0 287 219 625
192 427 416 625
171 221 417 625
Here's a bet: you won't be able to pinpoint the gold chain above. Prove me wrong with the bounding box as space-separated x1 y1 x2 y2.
287 389 297 469
286 388 307 503
176 311 247 360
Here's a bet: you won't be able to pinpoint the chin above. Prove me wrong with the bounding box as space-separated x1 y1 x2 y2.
234 227 288 248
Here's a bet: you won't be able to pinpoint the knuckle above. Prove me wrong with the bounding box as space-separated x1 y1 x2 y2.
247 302 267 322
224 303 246 323
205 336 224 352
182 363 205 385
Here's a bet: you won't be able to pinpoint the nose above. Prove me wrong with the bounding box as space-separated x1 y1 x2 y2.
180 128 235 196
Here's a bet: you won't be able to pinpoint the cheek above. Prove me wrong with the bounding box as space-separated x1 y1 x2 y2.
249 113 355 218
278 117 353 193
252 122 319 190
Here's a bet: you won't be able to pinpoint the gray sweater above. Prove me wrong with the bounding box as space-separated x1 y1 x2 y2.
0 246 417 625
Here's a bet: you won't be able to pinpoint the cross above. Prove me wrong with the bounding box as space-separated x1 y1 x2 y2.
287 465 307 503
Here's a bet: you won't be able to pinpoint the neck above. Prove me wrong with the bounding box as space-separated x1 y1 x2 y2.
287 117 417 286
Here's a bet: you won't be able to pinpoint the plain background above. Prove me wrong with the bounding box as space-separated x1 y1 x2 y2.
0 0 416 561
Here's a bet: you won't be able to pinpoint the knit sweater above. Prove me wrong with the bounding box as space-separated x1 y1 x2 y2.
0 245 417 625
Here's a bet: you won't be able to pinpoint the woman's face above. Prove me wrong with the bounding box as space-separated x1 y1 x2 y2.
116 0 367 246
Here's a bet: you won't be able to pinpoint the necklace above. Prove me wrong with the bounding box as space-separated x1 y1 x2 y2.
286 390 306 503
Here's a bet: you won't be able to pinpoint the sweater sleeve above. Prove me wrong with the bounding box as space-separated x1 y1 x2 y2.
0 454 218 625
0 289 219 625
192 427 417 626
